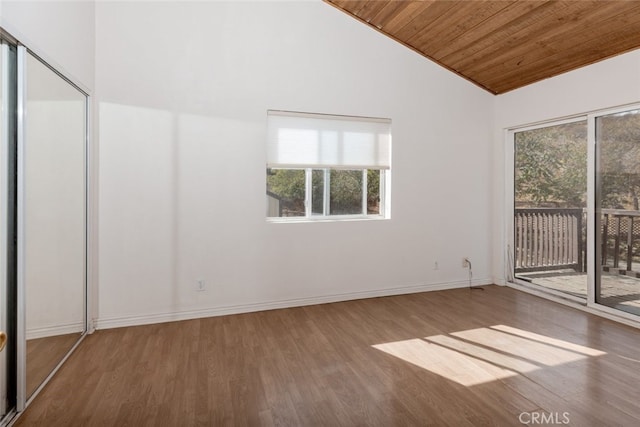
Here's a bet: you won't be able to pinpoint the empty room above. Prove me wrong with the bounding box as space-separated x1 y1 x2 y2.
1 0 640 425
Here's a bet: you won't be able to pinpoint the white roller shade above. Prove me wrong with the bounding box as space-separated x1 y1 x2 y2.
267 110 391 169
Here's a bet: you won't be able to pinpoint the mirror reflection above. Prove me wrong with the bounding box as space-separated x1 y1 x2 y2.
25 52 86 397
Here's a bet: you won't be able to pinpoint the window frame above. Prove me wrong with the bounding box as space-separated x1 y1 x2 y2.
267 167 388 222
266 109 391 223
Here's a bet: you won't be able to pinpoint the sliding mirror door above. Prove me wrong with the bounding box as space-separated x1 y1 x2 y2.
23 51 87 398
513 120 588 299
0 39 17 424
0 33 89 422
596 109 640 316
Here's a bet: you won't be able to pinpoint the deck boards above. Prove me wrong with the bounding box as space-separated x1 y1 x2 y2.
14 286 640 426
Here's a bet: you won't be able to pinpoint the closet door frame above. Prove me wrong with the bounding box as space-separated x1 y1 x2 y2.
0 27 92 419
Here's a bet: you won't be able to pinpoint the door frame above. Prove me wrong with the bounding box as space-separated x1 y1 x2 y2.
0 38 18 425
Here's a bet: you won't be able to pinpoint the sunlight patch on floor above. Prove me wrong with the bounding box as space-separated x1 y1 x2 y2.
490 325 606 357
373 338 520 386
372 325 606 387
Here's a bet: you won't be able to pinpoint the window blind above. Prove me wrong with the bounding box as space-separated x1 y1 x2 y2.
267 110 391 170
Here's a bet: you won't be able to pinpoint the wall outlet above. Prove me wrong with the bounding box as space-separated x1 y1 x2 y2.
462 258 470 268
434 261 439 270
196 279 206 292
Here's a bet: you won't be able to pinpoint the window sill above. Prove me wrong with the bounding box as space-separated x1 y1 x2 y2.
266 215 388 224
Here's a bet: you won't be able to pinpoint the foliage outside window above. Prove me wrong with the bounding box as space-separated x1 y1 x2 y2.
515 114 640 210
515 121 587 208
266 110 390 220
267 168 383 218
597 110 640 210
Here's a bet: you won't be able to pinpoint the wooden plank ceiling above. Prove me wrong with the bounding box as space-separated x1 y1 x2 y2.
325 0 640 94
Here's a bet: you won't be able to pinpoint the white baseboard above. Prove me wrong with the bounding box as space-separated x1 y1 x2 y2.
493 277 507 286
26 322 84 340
96 278 493 330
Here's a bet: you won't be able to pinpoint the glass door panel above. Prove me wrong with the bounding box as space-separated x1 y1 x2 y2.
596 109 640 316
514 120 588 298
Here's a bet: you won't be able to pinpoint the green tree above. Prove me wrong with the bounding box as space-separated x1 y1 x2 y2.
515 122 587 207
515 112 640 210
267 169 305 215
267 168 381 215
598 111 640 210
330 170 362 214
267 169 305 201
367 169 380 205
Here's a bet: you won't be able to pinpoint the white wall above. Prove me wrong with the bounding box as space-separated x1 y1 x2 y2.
0 0 95 90
5 0 640 330
25 49 86 338
25 99 85 339
0 0 97 332
492 50 640 284
96 1 494 328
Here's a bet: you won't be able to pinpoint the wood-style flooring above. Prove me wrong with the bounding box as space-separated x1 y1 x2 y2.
26 333 82 398
14 285 640 426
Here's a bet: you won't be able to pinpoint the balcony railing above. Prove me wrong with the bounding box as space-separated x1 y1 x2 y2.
514 208 585 273
601 210 640 276
515 208 640 275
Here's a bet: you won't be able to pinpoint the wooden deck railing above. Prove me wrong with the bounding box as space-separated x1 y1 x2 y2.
514 208 585 273
601 209 640 274
515 208 640 275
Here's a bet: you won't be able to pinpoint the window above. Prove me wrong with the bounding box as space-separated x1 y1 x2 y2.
266 110 391 220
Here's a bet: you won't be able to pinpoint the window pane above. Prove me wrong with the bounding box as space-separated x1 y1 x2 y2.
266 168 305 217
367 169 381 214
330 170 363 215
312 169 324 215
515 122 587 208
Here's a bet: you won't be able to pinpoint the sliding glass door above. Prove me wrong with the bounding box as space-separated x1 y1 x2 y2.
596 109 640 316
513 119 588 299
511 105 640 321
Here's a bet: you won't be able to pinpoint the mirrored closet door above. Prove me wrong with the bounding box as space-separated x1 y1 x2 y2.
22 51 87 399
0 38 18 424
0 30 88 425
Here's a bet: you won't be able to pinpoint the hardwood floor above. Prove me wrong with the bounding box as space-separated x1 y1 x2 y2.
14 285 640 426
26 333 82 398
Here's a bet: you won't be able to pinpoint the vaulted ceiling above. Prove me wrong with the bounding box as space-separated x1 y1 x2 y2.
325 1 640 94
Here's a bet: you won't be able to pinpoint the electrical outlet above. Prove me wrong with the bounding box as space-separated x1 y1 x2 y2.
434 261 439 270
196 279 206 292
462 258 469 268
